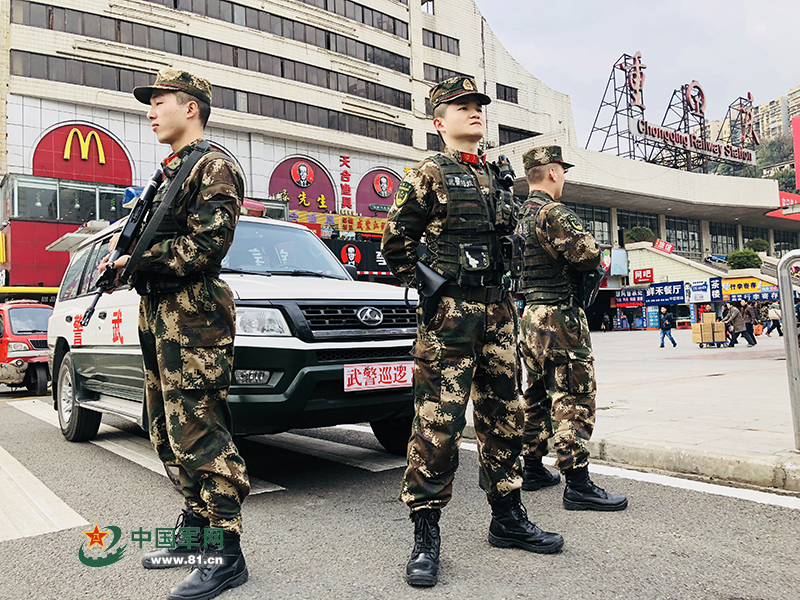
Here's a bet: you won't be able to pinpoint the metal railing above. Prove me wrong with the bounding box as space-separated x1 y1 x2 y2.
777 249 800 450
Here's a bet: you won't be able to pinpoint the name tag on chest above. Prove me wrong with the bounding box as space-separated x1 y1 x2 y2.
445 174 475 188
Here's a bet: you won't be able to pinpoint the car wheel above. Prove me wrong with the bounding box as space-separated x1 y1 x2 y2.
57 352 101 442
26 363 49 396
370 415 413 456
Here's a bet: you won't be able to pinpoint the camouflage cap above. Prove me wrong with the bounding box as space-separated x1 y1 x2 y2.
522 145 575 170
429 76 491 109
133 68 212 106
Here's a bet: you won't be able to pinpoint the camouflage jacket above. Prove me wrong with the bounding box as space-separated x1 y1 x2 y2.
381 147 493 287
518 191 601 272
136 139 243 280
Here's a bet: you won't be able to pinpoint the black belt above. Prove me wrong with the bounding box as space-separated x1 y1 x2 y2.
442 283 506 304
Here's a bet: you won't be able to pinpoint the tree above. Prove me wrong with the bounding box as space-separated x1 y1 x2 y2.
745 238 769 253
624 226 655 243
727 249 762 269
768 169 799 194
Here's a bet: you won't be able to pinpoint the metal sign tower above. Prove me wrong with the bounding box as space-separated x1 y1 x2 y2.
586 52 652 161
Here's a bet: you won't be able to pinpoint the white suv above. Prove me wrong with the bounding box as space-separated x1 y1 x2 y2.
48 216 417 454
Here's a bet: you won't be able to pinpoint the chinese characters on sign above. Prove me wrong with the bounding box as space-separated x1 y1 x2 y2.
340 155 352 209
111 310 123 344
343 362 413 392
614 289 644 308
633 268 653 284
644 281 687 306
621 50 647 111
653 239 675 254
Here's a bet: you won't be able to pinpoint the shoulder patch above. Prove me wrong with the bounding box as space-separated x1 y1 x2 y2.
565 213 584 231
394 181 414 207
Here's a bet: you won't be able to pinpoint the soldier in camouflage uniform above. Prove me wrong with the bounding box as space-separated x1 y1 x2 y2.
100 69 250 600
382 77 564 588
516 145 627 511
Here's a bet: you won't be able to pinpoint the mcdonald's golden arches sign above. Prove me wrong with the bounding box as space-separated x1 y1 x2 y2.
32 124 132 185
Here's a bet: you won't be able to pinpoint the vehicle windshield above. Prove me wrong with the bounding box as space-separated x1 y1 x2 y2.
222 221 349 279
8 307 53 334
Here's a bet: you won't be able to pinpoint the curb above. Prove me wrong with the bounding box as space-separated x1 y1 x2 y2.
462 425 800 492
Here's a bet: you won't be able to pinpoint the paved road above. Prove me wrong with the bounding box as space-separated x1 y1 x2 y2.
1 396 799 600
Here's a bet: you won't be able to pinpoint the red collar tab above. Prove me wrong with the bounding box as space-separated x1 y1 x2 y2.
161 151 180 169
459 152 485 165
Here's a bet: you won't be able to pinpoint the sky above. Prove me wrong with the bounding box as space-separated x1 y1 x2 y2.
474 0 799 148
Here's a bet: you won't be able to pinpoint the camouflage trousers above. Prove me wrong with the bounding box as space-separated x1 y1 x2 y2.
519 304 596 472
400 294 524 511
138 278 250 535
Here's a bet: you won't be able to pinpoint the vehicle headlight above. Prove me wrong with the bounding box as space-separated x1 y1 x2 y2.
8 342 29 352
236 308 292 336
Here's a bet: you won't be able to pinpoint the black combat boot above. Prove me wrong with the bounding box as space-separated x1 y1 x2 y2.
142 508 210 569
521 457 561 491
167 532 248 600
405 509 441 587
488 489 564 554
563 466 628 511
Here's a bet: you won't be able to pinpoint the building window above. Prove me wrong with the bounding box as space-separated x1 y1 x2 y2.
741 226 769 252
11 50 414 147
421 1 434 14
709 222 738 257
11 175 128 223
423 64 470 84
422 29 459 55
665 216 701 259
11 0 411 75
496 83 518 104
561 203 611 245
295 0 409 39
498 126 539 147
10 1 411 110
774 230 798 258
427 133 444 152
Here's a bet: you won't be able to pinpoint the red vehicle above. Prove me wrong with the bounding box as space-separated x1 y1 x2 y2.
0 300 52 395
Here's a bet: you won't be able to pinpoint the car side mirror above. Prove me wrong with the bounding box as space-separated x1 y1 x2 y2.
343 264 358 280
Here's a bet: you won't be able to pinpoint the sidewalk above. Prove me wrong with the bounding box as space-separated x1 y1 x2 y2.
464 327 800 491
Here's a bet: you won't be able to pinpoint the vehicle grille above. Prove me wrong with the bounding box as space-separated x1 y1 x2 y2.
316 347 411 363
29 339 48 349
300 304 417 331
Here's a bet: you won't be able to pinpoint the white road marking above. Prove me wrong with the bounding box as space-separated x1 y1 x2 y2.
0 444 88 542
8 399 282 495
460 441 800 510
250 432 407 472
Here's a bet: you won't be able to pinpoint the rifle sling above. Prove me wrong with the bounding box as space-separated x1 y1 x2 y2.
120 140 210 284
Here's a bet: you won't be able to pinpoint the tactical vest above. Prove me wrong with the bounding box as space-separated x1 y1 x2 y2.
517 195 581 305
424 154 504 287
134 150 225 295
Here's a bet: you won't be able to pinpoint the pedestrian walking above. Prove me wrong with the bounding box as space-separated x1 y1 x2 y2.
514 145 627 512
99 68 250 600
741 300 759 345
722 301 755 347
381 77 563 588
658 306 677 348
766 301 783 337
602 313 611 332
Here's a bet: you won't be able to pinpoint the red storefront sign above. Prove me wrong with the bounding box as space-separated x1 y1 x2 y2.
355 169 400 216
269 156 335 213
653 239 675 254
32 124 132 185
633 268 654 283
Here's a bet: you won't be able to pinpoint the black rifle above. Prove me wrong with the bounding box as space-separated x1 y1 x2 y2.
416 262 448 326
80 168 164 327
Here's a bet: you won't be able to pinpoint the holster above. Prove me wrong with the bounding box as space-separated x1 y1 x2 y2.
415 262 448 327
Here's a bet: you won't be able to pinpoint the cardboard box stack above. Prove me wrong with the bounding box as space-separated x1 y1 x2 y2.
692 315 726 344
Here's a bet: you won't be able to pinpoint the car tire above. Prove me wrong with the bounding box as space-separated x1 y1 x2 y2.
25 363 49 396
57 352 101 442
370 415 413 456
